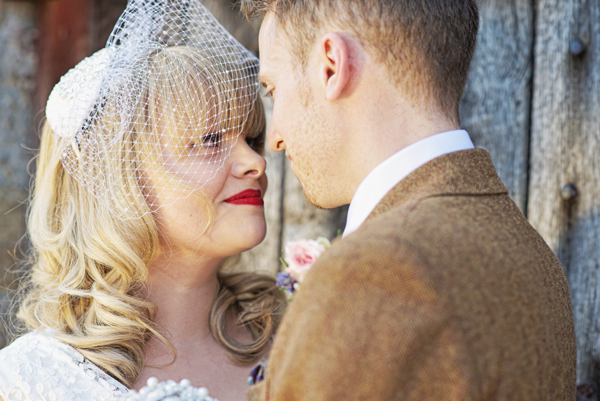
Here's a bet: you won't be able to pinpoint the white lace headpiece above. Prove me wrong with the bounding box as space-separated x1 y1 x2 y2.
46 0 261 218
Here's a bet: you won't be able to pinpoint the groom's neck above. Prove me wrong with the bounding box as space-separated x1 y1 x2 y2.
341 86 460 193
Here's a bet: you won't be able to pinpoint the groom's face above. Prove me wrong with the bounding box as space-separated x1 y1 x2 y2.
258 13 352 209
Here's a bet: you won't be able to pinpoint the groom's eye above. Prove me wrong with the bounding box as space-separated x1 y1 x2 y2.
263 88 274 100
246 134 265 152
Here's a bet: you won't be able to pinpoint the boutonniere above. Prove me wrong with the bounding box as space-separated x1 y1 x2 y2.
276 236 331 300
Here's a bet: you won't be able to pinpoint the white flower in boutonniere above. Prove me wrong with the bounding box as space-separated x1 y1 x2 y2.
277 236 331 300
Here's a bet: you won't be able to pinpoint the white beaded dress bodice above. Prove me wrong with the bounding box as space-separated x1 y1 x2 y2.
0 330 130 400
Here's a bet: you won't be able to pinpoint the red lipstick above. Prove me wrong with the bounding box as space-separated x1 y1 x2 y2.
224 189 264 206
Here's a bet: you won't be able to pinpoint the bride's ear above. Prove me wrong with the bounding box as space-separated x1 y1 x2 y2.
319 33 352 101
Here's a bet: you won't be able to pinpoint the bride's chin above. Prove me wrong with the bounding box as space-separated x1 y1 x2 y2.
206 215 267 256
240 228 267 251
236 228 267 254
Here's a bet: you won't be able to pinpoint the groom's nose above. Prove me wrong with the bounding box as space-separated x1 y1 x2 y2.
268 127 286 152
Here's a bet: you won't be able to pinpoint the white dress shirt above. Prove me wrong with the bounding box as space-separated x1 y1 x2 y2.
343 130 474 237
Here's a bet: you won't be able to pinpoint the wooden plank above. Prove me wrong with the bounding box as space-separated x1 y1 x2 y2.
35 0 93 141
91 0 127 51
528 0 600 385
0 2 36 289
460 0 534 211
0 1 36 348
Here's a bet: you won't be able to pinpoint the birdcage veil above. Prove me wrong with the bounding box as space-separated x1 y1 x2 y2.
45 0 261 218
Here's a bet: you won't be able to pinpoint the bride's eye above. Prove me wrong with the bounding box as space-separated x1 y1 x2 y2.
200 133 222 148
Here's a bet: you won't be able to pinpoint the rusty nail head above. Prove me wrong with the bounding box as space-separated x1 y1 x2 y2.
560 183 578 201
576 383 596 401
569 39 587 57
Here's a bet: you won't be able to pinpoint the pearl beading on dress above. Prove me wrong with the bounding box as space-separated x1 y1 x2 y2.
122 377 217 401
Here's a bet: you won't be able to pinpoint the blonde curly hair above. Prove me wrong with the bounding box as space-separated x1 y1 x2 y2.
17 46 285 387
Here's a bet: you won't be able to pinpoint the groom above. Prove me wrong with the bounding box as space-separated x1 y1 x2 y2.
243 0 576 400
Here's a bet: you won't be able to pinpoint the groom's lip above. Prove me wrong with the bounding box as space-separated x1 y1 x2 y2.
223 189 264 206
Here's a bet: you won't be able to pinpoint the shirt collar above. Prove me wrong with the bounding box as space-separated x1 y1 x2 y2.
343 130 474 237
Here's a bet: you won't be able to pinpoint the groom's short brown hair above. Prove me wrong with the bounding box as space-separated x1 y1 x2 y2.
241 0 479 120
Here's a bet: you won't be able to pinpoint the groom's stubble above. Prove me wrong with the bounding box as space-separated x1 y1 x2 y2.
288 82 350 210
290 85 328 209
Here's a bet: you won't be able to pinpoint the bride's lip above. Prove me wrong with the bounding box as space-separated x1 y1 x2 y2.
223 189 264 206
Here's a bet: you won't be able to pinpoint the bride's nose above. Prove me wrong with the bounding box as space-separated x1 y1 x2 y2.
231 138 266 178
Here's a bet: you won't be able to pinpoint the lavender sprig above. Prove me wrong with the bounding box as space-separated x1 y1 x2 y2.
276 272 298 295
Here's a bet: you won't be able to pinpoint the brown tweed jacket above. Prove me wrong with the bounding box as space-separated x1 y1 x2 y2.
249 149 576 401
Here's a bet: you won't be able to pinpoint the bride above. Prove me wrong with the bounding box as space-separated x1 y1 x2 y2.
0 1 284 400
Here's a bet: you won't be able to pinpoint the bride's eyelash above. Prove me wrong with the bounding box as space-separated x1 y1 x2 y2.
202 133 222 147
187 133 222 150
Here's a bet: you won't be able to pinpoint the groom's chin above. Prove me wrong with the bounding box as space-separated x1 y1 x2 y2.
303 187 344 210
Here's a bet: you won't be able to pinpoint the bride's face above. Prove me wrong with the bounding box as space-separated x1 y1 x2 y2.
149 130 268 260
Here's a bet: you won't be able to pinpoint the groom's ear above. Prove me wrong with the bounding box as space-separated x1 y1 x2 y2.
319 33 351 101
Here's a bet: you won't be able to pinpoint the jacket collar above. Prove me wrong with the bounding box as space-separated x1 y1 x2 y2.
367 148 508 220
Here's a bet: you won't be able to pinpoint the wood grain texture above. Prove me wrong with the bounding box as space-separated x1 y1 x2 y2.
0 1 36 348
528 0 600 385
460 0 534 211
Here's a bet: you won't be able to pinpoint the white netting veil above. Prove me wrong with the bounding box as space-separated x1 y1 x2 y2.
45 0 263 218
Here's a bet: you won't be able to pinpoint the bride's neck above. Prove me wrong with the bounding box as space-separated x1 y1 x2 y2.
144 251 222 348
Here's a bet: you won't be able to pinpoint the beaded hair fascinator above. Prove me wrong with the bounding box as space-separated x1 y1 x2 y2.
46 0 261 218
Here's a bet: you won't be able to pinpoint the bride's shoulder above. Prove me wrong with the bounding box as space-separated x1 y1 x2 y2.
0 330 128 400
1 329 67 357
0 330 82 371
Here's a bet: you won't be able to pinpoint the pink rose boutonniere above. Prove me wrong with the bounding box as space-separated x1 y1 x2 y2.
277 236 331 299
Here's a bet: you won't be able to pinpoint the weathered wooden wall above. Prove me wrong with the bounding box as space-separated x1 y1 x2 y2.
528 0 600 391
460 0 534 211
0 0 36 347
